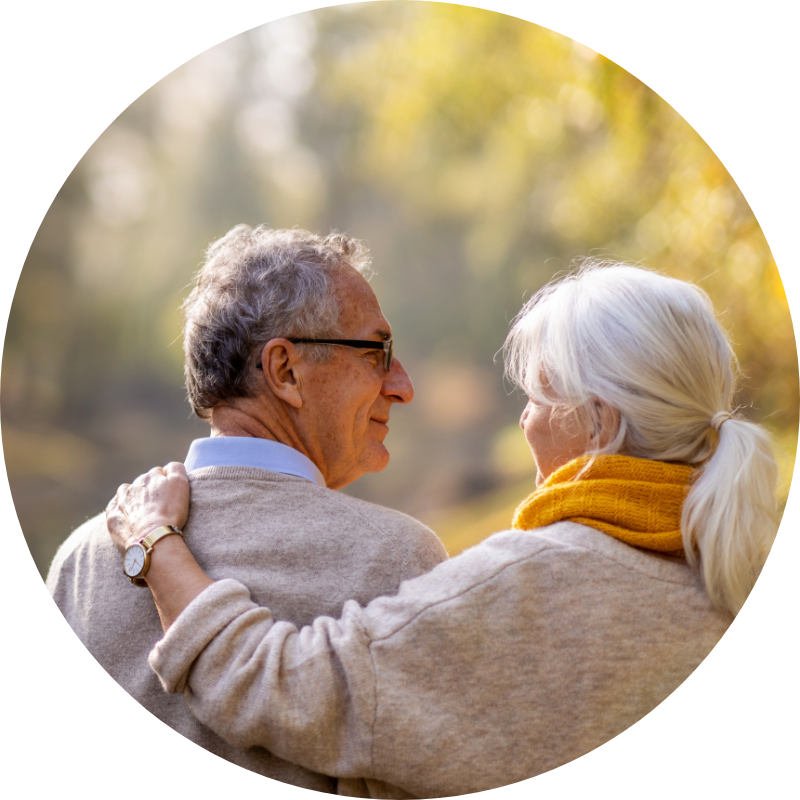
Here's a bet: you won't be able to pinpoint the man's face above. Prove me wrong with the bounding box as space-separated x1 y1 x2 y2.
296 270 414 490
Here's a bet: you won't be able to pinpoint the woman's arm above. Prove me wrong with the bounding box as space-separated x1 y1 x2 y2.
106 463 212 630
105 463 379 779
134 535 214 631
105 463 515 796
148 577 378 777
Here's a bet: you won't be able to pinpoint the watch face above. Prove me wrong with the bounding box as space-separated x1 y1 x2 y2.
123 544 147 578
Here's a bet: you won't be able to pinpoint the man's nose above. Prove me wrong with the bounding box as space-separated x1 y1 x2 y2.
520 401 531 428
382 358 414 404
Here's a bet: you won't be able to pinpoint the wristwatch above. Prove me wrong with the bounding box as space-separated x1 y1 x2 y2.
122 525 184 586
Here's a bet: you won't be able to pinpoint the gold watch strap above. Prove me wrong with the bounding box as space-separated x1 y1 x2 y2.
140 525 184 552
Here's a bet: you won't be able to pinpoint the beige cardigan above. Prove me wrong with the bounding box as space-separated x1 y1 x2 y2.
47 467 447 795
150 521 732 798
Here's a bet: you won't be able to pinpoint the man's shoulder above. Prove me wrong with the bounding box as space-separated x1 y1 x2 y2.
46 511 115 591
325 492 449 568
188 469 449 616
191 467 442 542
327 491 432 533
332 489 433 533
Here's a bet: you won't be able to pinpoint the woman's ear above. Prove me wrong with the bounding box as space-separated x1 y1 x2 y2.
590 399 620 449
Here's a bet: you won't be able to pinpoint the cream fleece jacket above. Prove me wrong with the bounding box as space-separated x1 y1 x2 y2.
47 467 447 795
150 521 732 798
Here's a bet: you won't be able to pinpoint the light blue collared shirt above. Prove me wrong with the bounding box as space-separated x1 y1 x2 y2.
184 437 325 487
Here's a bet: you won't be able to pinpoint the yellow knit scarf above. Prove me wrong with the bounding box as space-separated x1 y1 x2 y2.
511 455 694 556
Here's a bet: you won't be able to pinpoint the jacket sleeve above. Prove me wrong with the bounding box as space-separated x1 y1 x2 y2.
149 579 378 779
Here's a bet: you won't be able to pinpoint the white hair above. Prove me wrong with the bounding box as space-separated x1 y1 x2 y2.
504 261 779 616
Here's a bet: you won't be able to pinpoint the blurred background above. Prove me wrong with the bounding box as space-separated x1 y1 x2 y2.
7 0 800 797
4 2 796 577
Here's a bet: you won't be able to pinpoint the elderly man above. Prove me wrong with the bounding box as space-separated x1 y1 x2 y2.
46 225 447 796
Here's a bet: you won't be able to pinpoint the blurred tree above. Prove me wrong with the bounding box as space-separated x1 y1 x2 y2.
316 2 795 427
3 2 795 574
312 3 797 536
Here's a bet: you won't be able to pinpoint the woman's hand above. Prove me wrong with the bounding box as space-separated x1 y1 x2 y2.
106 462 190 553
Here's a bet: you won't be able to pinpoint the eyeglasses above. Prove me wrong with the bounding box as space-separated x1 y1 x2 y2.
256 338 393 372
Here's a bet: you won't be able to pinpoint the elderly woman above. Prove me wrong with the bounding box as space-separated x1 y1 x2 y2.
107 263 779 798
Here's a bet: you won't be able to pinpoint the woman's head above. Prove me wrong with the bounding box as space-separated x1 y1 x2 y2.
505 262 736 468
505 261 779 615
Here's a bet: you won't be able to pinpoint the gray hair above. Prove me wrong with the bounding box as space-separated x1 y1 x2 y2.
504 260 779 616
183 225 372 418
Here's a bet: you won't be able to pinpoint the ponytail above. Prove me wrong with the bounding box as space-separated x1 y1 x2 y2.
505 261 781 617
682 416 779 615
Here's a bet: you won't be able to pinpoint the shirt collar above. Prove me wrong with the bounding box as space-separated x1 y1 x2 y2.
184 437 326 487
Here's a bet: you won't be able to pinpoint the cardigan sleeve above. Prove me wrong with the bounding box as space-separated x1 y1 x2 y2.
146 531 577 797
149 578 379 779
145 526 732 799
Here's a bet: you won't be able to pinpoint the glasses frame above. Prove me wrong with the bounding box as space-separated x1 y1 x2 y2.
256 338 393 371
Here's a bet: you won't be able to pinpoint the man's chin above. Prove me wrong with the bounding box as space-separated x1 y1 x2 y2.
329 446 390 489
365 443 390 474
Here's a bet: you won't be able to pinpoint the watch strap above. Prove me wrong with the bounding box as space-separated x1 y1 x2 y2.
141 525 184 552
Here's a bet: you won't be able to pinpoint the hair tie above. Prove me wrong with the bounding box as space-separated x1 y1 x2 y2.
710 411 734 432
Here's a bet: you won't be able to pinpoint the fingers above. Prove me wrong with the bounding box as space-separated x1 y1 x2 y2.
164 462 189 481
143 468 162 482
105 490 131 554
107 484 129 518
109 484 130 505
126 464 186 489
133 468 163 487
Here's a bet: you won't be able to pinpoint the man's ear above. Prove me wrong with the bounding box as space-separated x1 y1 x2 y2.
259 339 304 409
